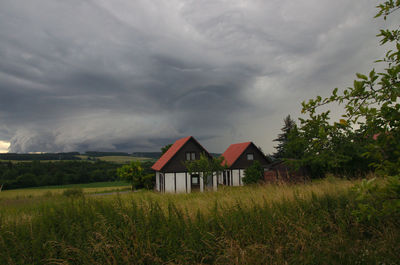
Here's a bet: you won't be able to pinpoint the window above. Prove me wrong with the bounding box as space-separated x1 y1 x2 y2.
247 153 254 160
186 152 196 160
191 175 199 184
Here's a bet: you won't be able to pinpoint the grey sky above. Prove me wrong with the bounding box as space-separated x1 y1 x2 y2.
0 0 390 153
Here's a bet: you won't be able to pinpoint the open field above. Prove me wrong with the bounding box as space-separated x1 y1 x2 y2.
0 178 398 264
77 155 154 163
0 181 130 199
95 155 154 163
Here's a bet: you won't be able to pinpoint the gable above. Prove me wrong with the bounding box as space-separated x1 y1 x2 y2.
152 136 211 172
223 142 270 169
151 136 191 171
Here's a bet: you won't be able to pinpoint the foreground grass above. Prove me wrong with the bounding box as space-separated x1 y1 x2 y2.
0 179 398 264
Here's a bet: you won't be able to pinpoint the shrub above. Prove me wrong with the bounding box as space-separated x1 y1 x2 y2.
352 176 400 222
243 161 264 184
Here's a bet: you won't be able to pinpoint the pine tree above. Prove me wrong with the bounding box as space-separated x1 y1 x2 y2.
273 115 296 159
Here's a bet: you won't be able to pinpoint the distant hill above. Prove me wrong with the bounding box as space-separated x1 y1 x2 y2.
0 153 81 161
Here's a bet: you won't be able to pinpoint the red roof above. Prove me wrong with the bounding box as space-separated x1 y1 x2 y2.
151 136 192 171
221 142 251 167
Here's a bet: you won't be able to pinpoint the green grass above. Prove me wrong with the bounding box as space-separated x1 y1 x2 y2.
95 156 153 163
0 181 131 200
0 179 398 264
28 181 130 189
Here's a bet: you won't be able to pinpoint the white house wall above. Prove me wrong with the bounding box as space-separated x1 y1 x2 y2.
155 171 160 191
164 173 175 193
157 171 219 193
232 169 240 186
213 172 218 191
240 169 245 186
175 173 186 193
186 173 191 193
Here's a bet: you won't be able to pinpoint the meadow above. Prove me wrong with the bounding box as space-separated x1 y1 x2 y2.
0 178 398 264
76 155 154 163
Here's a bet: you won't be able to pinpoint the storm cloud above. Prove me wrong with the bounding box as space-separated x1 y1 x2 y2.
0 0 390 153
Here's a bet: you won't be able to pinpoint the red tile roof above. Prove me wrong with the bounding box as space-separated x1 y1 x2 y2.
151 136 192 171
221 142 252 167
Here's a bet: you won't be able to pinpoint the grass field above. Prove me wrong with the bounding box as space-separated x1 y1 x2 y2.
0 181 131 199
77 155 154 163
0 178 398 264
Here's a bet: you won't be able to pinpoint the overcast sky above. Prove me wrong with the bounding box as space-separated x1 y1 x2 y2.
0 0 392 154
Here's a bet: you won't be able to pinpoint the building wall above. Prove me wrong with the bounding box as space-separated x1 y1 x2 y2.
155 171 160 191
175 172 186 193
164 173 175 193
239 169 245 185
158 171 220 193
213 172 218 191
186 172 191 193
232 169 240 186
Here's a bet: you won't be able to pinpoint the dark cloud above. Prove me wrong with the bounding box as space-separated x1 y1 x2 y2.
0 0 389 153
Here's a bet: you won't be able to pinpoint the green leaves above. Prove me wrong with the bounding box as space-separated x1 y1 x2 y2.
295 0 400 177
117 161 144 190
242 161 264 184
356 73 368 80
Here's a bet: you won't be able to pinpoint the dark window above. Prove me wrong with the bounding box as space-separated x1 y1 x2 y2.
186 152 196 161
247 153 254 160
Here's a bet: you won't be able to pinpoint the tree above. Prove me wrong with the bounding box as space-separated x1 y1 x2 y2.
273 115 297 159
185 153 226 188
161 144 172 155
298 1 400 177
117 161 143 190
242 161 264 184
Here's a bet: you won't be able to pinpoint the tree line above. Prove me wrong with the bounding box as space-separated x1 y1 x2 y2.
0 160 154 190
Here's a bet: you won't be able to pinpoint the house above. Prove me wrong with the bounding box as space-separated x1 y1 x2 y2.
264 160 308 183
219 142 270 186
152 136 218 193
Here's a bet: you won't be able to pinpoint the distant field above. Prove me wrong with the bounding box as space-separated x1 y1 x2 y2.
0 181 131 199
77 155 154 163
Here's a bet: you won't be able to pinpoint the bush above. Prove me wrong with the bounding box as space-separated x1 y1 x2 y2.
352 176 400 222
242 161 264 184
142 173 154 190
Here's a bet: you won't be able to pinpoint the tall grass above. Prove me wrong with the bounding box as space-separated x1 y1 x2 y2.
0 179 398 264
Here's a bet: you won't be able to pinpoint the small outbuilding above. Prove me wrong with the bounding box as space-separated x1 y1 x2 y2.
264 160 308 183
152 136 217 193
219 142 270 186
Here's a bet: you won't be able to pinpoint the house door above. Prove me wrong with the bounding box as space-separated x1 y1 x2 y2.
191 174 200 191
